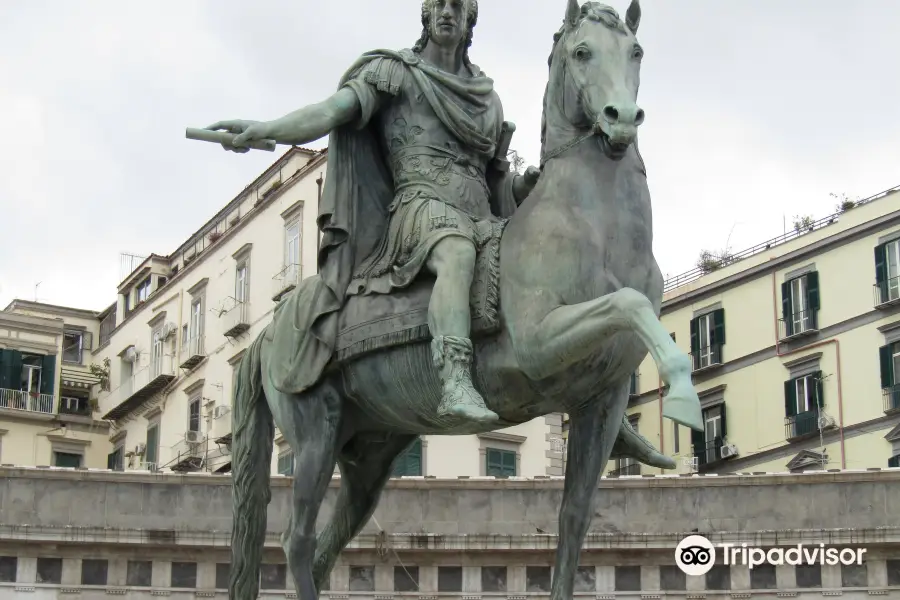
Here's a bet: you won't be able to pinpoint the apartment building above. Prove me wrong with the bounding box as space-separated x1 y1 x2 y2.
620 184 900 475
0 300 108 466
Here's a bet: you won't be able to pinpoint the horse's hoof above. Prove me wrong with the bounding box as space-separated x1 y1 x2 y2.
662 383 703 432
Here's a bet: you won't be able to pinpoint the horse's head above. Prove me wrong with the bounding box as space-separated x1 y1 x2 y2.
543 0 644 162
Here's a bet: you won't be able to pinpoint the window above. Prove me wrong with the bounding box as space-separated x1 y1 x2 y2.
107 446 125 471
0 556 17 583
54 451 82 468
890 455 900 468
614 566 641 591
750 564 776 589
392 438 423 476
146 423 160 467
875 239 900 303
525 567 551 592
215 564 230 590
136 278 151 304
481 566 507 592
349 566 375 592
689 309 725 370
438 567 462 592
171 562 197 588
150 328 164 378
188 396 201 432
36 558 62 584
486 447 516 478
235 261 249 304
781 272 819 336
629 371 638 396
99 312 115 347
20 353 44 395
285 220 301 276
81 559 108 586
126 560 152 586
841 563 867 587
887 560 900 586
189 298 203 346
879 342 900 412
673 422 680 454
394 566 418 592
692 403 727 466
795 564 821 588
573 566 595 592
784 372 824 438
260 564 286 590
278 450 294 475
706 565 730 590
659 565 685 590
63 329 91 364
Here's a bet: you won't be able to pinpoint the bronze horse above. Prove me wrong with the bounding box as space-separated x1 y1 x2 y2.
228 2 702 599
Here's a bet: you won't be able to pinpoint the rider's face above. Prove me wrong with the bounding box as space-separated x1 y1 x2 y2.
429 0 468 49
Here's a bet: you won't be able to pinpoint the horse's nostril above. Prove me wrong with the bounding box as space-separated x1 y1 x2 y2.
635 109 645 125
602 105 619 123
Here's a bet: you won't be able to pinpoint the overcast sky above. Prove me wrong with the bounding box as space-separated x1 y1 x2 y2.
1 0 898 311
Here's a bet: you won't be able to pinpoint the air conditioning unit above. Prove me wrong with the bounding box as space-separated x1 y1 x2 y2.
818 414 836 429
720 443 739 459
134 443 146 455
123 346 138 363
681 456 699 471
212 405 231 419
185 430 204 444
161 322 177 340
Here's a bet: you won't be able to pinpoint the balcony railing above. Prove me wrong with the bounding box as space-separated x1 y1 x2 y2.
784 409 821 440
778 310 819 340
690 344 723 372
179 335 206 370
608 462 641 477
167 432 207 472
223 301 251 338
874 277 900 308
695 437 724 467
58 395 92 417
0 388 55 414
883 385 900 414
102 353 176 421
272 264 302 301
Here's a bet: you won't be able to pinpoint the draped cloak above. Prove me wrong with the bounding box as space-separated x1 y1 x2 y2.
266 49 518 395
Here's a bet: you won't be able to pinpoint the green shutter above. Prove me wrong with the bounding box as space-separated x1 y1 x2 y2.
691 427 705 455
889 455 900 468
806 272 820 312
712 309 726 345
502 449 516 476
880 344 894 389
393 439 422 476
784 379 798 417
146 425 159 464
6 351 23 391
813 370 824 408
875 243 888 284
40 354 56 395
719 403 728 439
689 318 699 353
0 349 8 389
781 281 793 336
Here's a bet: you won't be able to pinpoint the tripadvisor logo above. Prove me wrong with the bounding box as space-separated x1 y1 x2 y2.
675 535 867 576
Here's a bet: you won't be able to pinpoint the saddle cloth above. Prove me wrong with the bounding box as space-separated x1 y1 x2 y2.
335 219 508 363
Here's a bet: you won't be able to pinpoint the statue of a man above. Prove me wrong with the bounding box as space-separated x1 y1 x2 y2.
207 0 675 467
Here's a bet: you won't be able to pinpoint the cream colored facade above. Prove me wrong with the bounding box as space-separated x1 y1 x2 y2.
622 184 900 476
0 300 109 467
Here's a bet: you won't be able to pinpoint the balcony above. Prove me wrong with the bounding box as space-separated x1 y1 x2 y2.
690 344 723 373
0 388 55 415
272 264 302 302
608 462 641 477
58 395 93 417
179 336 206 370
222 301 251 338
695 437 724 468
874 277 900 308
778 310 819 341
102 354 176 421
883 385 900 414
166 431 207 472
785 409 822 440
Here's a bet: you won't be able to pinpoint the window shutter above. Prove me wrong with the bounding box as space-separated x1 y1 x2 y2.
40 355 56 395
689 317 700 369
691 427 705 454
784 379 798 417
781 281 793 336
0 349 8 389
83 332 93 352
712 309 726 345
719 403 728 439
6 351 23 391
107 452 117 470
879 344 894 389
813 370 824 408
875 244 888 284
889 455 900 468
806 272 820 312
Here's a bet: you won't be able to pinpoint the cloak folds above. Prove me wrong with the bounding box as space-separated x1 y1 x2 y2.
267 49 511 395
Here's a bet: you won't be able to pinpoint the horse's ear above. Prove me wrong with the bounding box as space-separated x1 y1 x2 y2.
625 0 641 34
565 0 580 30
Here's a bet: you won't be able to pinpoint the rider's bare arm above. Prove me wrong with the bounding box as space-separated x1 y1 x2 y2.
264 88 365 146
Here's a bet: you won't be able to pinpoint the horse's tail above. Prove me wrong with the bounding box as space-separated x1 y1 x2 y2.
229 331 274 600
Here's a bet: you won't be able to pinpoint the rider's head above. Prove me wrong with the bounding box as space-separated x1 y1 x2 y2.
413 0 478 64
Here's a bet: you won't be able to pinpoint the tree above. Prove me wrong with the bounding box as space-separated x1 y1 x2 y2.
507 149 526 174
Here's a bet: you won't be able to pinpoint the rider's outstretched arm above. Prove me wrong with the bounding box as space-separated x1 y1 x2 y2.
265 88 363 146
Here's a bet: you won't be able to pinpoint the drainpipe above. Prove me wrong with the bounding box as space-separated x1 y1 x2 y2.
772 273 846 468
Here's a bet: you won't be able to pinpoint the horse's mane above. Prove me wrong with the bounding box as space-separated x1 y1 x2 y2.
540 3 628 150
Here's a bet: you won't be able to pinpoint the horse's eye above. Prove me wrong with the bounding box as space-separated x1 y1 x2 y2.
574 47 591 61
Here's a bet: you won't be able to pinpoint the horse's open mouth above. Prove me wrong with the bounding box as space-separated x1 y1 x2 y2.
598 132 631 160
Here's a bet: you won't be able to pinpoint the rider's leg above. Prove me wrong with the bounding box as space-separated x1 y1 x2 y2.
426 236 499 422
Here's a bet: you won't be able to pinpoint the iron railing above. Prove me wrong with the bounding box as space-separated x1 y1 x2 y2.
58 396 92 417
690 344 723 372
695 437 724 467
874 276 900 307
608 462 641 476
785 410 820 439
883 386 900 413
223 301 251 337
663 184 900 294
272 264 302 301
0 388 55 414
778 310 819 340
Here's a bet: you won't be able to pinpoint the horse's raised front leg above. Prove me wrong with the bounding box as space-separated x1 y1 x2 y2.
518 287 702 431
312 433 417 591
551 382 629 600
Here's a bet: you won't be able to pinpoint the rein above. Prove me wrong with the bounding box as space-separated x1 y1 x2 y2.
539 127 597 169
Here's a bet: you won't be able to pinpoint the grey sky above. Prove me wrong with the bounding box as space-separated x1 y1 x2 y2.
1 0 898 311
